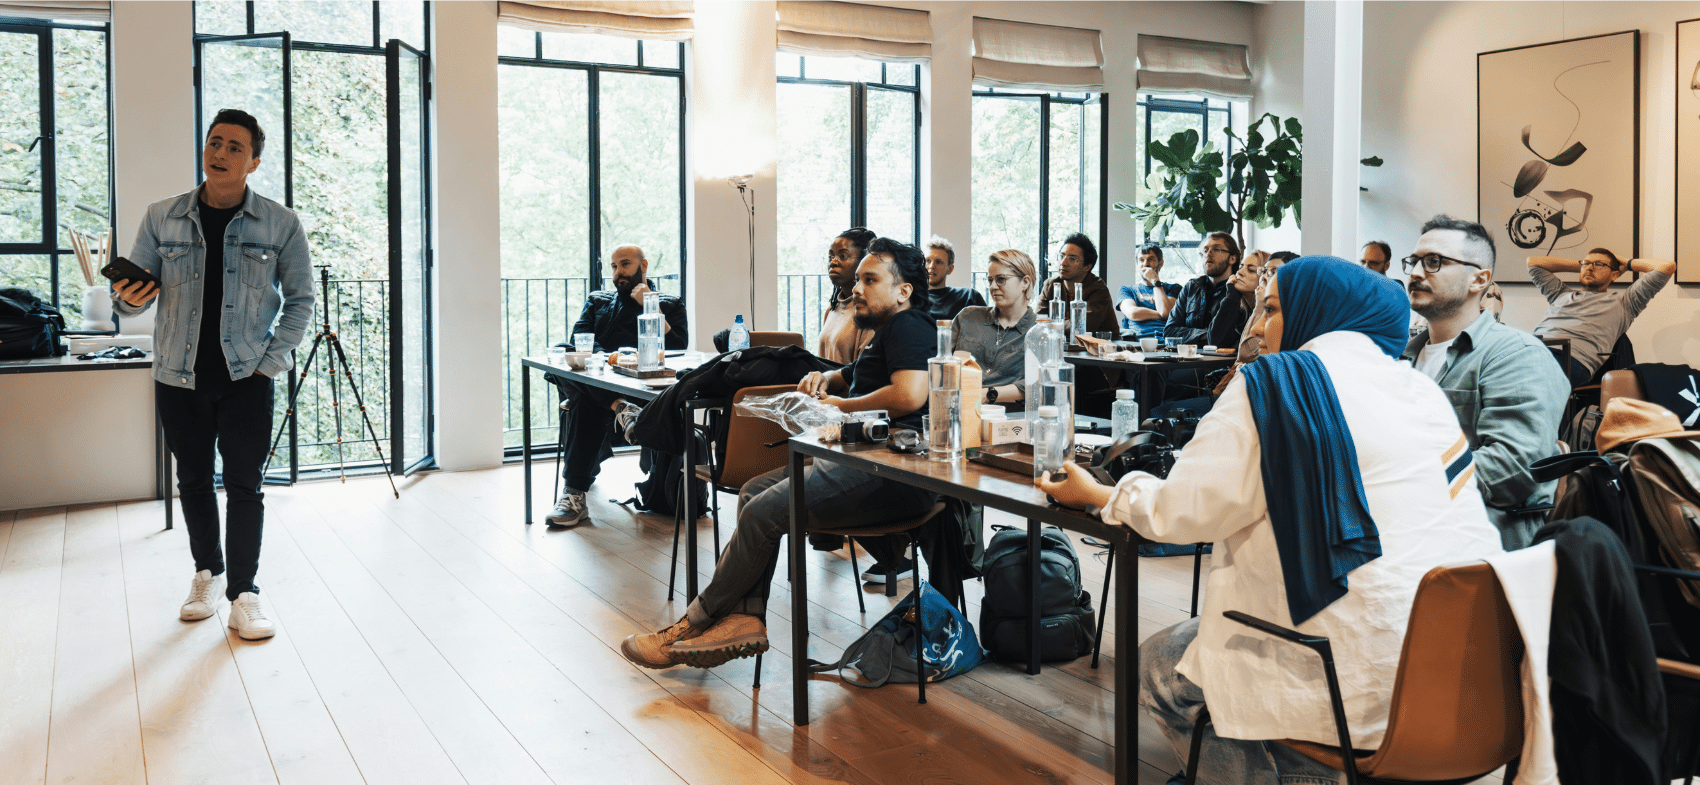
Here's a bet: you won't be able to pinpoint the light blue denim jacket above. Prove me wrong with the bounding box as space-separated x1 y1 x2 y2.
111 185 314 389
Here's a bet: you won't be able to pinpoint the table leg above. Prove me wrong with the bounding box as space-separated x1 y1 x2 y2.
683 410 699 602
523 365 533 525
789 445 809 726
1114 528 1138 782
1027 517 1041 676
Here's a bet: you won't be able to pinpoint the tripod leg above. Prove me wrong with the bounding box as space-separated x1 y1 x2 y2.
326 330 401 498
324 331 348 482
264 332 326 477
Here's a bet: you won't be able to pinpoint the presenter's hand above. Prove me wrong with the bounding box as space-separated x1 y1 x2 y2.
1036 462 1114 512
115 279 158 307
798 371 829 398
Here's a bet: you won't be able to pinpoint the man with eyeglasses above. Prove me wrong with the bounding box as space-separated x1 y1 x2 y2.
1164 232 1240 346
1399 215 1568 549
922 235 986 323
1035 233 1116 335
1360 240 1393 275
1527 247 1675 386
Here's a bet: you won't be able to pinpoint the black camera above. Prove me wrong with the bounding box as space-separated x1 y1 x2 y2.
841 410 890 444
1087 431 1177 485
1140 415 1199 449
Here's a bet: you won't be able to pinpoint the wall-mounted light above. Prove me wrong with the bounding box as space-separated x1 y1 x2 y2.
728 174 756 328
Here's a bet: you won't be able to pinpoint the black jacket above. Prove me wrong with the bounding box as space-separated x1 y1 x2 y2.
627 344 840 458
570 280 689 353
1164 274 1233 345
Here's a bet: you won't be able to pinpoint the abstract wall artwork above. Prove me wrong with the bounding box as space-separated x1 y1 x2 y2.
1679 19 1700 283
1479 31 1639 284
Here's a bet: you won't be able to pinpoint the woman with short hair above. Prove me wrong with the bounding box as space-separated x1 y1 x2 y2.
951 248 1037 404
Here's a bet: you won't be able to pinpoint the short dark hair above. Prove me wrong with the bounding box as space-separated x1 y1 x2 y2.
1268 250 1299 263
1204 232 1241 262
1587 247 1623 270
1363 240 1393 261
1138 243 1164 262
1419 214 1495 265
1061 233 1098 268
207 108 266 159
838 227 876 260
866 237 929 309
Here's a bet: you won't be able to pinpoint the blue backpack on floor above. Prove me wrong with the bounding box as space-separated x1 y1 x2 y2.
808 580 985 686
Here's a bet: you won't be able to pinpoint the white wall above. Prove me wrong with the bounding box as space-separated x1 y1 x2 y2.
1360 1 1700 370
1249 0 1305 256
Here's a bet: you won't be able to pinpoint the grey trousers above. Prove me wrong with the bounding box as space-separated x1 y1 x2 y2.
685 462 937 627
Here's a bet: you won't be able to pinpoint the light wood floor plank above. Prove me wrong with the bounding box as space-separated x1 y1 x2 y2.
0 507 65 785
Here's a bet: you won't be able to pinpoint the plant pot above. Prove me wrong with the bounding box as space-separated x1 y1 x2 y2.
81 284 115 331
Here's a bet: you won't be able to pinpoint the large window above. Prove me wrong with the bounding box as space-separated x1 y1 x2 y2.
774 54 919 344
1132 93 1238 278
0 17 110 326
970 89 1103 290
497 29 685 451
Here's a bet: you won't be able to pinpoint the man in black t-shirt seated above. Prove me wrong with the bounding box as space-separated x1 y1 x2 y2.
923 235 986 322
619 237 941 670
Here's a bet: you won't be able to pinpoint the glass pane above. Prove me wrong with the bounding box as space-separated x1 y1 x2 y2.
1146 106 1206 247
394 45 429 469
291 49 388 280
497 25 535 59
0 255 52 304
971 95 1041 277
199 37 286 205
801 55 882 83
641 40 679 70
776 81 850 347
499 63 590 448
195 0 248 36
1048 99 1084 256
542 31 636 66
865 87 915 244
380 0 425 50
56 253 86 325
0 30 44 244
885 63 916 86
774 51 800 78
1083 100 1101 257
254 1 374 47
599 71 682 295
55 28 110 250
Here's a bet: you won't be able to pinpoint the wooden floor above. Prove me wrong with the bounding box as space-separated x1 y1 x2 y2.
0 457 1489 785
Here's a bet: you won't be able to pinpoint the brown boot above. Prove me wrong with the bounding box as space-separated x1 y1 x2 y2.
670 613 768 668
619 616 704 669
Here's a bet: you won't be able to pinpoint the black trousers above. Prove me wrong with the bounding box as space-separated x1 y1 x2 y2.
555 378 622 494
156 374 273 601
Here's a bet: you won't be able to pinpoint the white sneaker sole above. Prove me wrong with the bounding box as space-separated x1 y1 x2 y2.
180 604 216 621
545 509 589 527
860 567 915 584
229 619 276 640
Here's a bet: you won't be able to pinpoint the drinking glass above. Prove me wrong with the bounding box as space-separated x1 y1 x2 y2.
573 333 595 353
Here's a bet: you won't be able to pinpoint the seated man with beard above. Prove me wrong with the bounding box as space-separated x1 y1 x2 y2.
545 244 689 527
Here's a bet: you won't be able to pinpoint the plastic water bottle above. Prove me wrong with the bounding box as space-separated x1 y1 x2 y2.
1111 389 1139 441
1033 405 1067 480
1069 282 1089 345
728 314 750 352
637 292 663 371
928 319 962 462
1024 316 1062 428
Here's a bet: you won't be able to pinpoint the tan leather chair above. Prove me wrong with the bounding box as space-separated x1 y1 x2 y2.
1601 369 1645 411
1186 562 1525 784
750 331 804 349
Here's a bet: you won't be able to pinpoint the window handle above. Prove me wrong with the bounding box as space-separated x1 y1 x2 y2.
26 135 49 153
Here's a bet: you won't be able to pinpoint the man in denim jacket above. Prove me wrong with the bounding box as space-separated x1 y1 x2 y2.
111 109 313 640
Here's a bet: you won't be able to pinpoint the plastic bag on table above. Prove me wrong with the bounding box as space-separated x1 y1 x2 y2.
735 392 848 441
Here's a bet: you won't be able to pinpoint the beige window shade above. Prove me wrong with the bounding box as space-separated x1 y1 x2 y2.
496 1 694 41
1137 35 1252 100
0 1 109 22
776 1 930 63
971 17 1103 92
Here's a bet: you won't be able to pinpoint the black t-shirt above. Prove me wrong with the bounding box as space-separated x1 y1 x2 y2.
847 308 935 430
925 286 986 323
194 199 241 386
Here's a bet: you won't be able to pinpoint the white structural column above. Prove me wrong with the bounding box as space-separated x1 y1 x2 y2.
431 1 505 469
112 1 193 297
1300 0 1363 258
924 4 971 285
688 3 778 339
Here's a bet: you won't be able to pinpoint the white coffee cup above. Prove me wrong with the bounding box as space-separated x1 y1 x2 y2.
1140 337 1159 352
1177 344 1199 358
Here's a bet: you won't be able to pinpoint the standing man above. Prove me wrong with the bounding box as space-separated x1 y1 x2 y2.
1400 216 1568 549
546 244 688 526
1036 233 1116 335
1164 232 1239 346
1528 248 1675 386
110 109 313 640
922 235 985 322
1116 244 1180 339
1360 240 1393 275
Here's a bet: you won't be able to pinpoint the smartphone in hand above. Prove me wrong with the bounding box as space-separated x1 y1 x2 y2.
100 256 159 289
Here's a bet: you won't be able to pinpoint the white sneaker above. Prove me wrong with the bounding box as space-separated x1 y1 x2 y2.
860 557 916 584
180 569 225 621
547 491 590 527
227 592 277 640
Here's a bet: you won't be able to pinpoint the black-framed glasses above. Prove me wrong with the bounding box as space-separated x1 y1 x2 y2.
1400 253 1483 274
1578 260 1620 271
1199 247 1231 258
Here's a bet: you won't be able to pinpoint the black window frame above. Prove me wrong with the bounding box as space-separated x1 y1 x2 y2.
1135 92 1235 254
779 56 922 243
497 32 688 294
0 16 115 313
971 87 1108 281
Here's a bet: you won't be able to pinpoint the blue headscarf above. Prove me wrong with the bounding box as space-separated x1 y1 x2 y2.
1239 256 1410 624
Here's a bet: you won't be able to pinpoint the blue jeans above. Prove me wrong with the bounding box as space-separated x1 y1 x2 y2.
1141 618 1348 785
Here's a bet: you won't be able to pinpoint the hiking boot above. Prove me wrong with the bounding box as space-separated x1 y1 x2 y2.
860 556 916 584
619 616 706 670
180 569 224 621
614 399 643 445
670 613 768 668
547 491 589 527
227 592 276 640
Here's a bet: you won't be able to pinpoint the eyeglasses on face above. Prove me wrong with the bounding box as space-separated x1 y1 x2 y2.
1578 260 1620 271
1199 247 1231 258
1400 253 1483 274
986 274 1023 288
826 251 856 262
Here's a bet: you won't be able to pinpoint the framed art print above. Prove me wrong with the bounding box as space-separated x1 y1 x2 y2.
1479 30 1639 284
1679 18 1700 283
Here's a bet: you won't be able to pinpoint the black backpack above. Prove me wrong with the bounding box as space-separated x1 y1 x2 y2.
0 287 68 359
625 443 709 519
977 525 1095 662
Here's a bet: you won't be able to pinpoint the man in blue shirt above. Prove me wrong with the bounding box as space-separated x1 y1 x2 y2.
1117 243 1180 338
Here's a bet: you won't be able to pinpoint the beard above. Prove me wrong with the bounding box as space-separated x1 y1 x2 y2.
614 273 641 294
1409 283 1465 321
852 300 899 330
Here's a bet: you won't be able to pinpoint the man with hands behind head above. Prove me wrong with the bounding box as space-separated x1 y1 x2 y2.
1527 247 1675 386
112 109 314 641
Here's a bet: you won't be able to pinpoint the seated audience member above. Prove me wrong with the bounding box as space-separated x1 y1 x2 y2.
620 238 940 669
819 227 877 364
548 244 688 526
1399 215 1569 549
1205 250 1266 349
1117 244 1180 339
1152 251 1292 419
1482 281 1504 318
923 235 986 322
1164 232 1239 346
1528 249 1676 386
953 249 1037 405
1036 233 1116 335
1360 240 1393 275
1039 256 1504 785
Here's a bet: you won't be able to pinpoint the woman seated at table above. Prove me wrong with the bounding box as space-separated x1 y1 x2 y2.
951 248 1036 405
1039 256 1503 785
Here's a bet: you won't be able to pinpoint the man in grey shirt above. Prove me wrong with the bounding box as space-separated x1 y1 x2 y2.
1528 249 1675 385
952 248 1037 407
1401 216 1569 549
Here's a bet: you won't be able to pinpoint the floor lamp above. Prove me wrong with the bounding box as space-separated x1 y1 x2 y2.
728 174 755 328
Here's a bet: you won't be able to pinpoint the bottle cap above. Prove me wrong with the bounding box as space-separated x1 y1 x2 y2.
937 320 951 327
1037 405 1058 418
979 404 1006 418
1117 389 1136 400
1036 316 1051 322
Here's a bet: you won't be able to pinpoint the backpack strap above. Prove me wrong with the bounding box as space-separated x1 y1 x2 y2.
1530 450 1611 484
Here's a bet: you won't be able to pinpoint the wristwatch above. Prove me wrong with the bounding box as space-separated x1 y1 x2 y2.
985 386 999 403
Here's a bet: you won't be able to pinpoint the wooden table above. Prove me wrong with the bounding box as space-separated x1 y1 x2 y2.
785 434 1141 783
1065 349 1235 410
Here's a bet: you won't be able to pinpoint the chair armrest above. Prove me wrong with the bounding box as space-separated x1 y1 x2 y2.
1223 610 1360 783
1224 611 1331 650
1635 563 1700 582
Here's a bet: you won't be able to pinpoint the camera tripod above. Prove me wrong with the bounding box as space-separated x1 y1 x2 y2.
263 264 399 498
